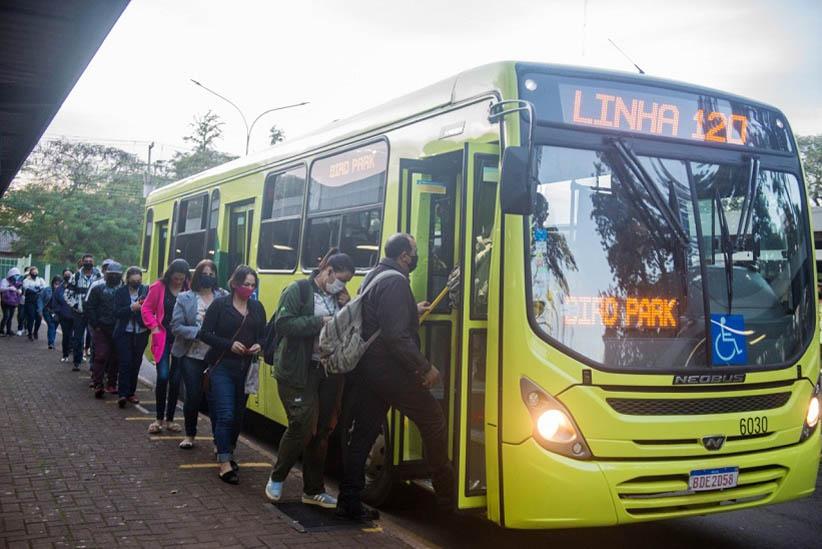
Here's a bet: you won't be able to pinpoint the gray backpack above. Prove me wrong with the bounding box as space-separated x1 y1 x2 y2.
318 269 404 374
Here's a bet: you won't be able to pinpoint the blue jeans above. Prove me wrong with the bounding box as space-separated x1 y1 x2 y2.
45 314 58 346
207 361 248 463
155 338 182 421
116 331 149 398
180 356 207 437
72 315 87 366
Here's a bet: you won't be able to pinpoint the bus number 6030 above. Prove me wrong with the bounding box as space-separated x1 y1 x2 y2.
739 416 768 436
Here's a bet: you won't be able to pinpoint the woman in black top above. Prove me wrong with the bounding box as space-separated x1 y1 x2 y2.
198 265 266 484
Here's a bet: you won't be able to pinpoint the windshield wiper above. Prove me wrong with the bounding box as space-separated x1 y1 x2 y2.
734 156 761 252
714 189 734 312
609 139 690 246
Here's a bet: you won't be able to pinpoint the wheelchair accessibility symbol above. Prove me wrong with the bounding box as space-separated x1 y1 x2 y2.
710 314 748 365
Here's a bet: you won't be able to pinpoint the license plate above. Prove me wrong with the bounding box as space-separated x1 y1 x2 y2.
688 467 738 492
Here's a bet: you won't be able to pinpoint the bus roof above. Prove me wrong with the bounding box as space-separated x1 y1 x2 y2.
147 60 786 205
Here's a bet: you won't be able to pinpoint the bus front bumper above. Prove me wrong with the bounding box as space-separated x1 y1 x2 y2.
500 433 820 529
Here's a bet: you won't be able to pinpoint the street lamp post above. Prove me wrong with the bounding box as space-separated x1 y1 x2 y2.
190 79 308 155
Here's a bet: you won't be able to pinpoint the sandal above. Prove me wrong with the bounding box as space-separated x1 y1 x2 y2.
179 438 194 450
165 422 182 433
147 421 163 434
218 469 239 485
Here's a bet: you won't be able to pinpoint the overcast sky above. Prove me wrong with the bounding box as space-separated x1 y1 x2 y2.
42 0 822 163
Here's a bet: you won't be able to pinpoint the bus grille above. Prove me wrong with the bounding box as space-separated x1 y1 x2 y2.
617 465 787 517
607 392 790 415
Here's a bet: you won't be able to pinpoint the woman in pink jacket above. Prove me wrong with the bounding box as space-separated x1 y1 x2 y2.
141 259 190 433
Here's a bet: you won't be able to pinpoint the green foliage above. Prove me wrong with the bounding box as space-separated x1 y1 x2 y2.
166 110 238 182
0 139 145 265
798 135 822 206
269 125 285 145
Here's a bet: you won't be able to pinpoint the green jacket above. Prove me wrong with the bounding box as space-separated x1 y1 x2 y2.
274 278 323 389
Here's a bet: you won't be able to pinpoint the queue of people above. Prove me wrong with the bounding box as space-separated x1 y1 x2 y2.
4 232 451 523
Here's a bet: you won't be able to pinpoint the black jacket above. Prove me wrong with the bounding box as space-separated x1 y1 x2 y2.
113 284 148 338
198 294 267 366
86 282 121 329
360 258 430 376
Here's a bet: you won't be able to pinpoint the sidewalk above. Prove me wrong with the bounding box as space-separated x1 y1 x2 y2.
0 334 407 548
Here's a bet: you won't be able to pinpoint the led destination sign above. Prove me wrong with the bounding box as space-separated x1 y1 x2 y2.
563 295 678 330
519 73 792 152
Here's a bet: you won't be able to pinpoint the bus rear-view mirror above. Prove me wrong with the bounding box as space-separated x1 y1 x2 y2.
500 145 533 215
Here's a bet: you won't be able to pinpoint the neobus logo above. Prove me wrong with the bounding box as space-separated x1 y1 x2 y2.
672 374 746 385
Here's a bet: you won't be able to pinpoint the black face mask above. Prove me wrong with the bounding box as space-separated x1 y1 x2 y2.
82 262 93 270
63 275 71 283
128 280 141 289
199 274 217 289
30 273 37 279
408 254 418 273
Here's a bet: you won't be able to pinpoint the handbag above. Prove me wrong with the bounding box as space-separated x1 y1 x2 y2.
202 312 247 394
244 358 260 395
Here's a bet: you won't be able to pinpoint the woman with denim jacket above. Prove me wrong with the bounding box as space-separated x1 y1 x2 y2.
170 259 228 449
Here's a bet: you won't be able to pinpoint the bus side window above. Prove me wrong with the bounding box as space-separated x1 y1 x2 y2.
258 166 305 271
302 141 388 270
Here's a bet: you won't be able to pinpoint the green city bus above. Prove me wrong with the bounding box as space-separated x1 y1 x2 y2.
142 62 820 528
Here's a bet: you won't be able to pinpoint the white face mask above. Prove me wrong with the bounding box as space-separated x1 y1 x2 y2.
326 277 345 295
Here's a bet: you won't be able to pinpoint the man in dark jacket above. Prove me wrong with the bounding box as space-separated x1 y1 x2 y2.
86 261 123 398
337 233 451 521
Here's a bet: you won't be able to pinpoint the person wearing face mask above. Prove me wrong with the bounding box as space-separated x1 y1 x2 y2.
170 259 228 448
336 233 453 522
0 267 23 337
198 264 266 485
113 267 149 408
41 276 62 350
66 255 102 371
86 262 124 398
141 258 191 433
21 266 46 341
52 270 75 361
264 250 354 508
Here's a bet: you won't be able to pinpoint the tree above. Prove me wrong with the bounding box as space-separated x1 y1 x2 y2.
0 139 146 265
798 135 822 206
269 124 285 145
168 110 238 181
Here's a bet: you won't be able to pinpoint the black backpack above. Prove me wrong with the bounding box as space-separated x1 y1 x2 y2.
262 279 311 365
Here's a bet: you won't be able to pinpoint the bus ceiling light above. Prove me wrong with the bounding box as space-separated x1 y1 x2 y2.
800 375 820 442
520 377 592 459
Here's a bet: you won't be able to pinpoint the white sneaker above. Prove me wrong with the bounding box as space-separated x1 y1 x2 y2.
301 492 337 509
60 357 68 363
16 330 22 336
265 479 283 502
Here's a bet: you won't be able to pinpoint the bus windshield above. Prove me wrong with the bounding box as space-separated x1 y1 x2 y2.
527 144 814 370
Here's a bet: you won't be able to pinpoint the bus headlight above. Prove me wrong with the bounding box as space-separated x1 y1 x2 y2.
800 375 820 442
521 377 592 459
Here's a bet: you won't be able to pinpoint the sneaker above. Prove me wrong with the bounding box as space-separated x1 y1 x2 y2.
118 397 127 408
127 395 140 404
48 344 53 350
302 492 337 509
27 334 33 341
265 479 283 502
105 386 117 394
60 356 68 362
94 386 104 399
16 330 22 336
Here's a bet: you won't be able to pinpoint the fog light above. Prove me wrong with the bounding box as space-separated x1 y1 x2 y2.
806 396 820 428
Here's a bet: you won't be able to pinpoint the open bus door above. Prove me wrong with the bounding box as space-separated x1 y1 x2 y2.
397 143 500 511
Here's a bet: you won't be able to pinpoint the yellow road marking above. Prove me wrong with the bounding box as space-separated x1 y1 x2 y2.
150 436 211 441
361 527 383 533
107 400 156 404
125 417 156 421
179 462 270 469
